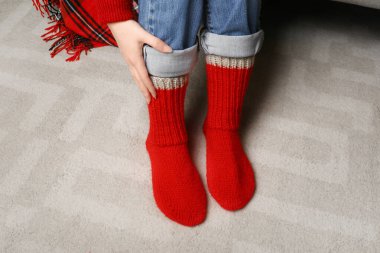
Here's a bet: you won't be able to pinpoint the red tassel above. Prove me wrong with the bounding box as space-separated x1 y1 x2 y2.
32 0 94 62
42 20 93 62
32 0 60 18
65 39 92 62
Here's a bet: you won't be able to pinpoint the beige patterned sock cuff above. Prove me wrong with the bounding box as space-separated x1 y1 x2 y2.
150 75 189 90
206 55 255 69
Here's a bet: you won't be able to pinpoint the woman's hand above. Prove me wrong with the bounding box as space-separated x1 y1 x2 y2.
108 20 172 104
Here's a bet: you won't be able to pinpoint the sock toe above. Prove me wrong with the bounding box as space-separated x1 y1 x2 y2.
147 144 207 226
204 129 256 211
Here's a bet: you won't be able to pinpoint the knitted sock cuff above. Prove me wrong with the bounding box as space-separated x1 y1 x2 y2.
146 75 189 146
205 55 255 69
204 55 254 130
151 75 189 90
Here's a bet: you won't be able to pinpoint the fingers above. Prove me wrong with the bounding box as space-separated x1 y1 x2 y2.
130 67 151 104
125 52 156 104
143 31 172 53
109 20 164 104
134 57 157 99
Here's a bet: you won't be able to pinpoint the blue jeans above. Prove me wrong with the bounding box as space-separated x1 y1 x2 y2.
138 0 264 77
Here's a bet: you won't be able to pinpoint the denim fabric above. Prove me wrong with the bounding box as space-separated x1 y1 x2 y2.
143 44 199 77
137 0 204 50
204 0 261 35
138 0 263 77
200 30 264 58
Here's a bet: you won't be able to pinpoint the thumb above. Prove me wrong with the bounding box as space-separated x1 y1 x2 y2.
143 31 172 53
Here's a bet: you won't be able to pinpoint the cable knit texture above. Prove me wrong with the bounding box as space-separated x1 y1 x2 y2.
145 75 207 226
95 0 137 25
203 54 256 211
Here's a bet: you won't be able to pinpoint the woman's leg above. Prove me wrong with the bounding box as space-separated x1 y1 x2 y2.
137 0 206 226
200 0 264 211
138 0 204 77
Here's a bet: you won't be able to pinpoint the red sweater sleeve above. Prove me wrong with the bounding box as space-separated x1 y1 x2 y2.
95 0 137 25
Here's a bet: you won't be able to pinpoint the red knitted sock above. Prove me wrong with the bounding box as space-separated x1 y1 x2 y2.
203 55 256 211
145 75 207 226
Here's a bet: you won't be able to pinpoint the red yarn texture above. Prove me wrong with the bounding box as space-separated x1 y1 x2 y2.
145 79 207 226
94 0 136 25
203 62 256 211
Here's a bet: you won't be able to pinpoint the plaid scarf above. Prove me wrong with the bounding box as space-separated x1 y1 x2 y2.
32 0 138 61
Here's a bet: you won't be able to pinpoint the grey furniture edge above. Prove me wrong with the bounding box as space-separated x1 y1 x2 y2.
333 0 380 9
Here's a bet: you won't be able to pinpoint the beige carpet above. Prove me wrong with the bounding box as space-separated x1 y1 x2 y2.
1 1 380 252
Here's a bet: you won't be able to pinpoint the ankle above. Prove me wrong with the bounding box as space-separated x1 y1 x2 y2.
202 116 240 133
145 137 188 149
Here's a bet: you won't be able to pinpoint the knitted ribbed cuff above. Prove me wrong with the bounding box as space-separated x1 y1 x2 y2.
146 75 189 146
96 0 137 25
151 75 188 90
205 55 255 69
204 55 254 130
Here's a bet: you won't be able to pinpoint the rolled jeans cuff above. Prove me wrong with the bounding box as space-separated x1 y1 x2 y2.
200 29 264 58
142 43 199 77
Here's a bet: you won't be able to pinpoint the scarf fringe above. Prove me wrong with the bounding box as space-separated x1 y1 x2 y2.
32 0 94 62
